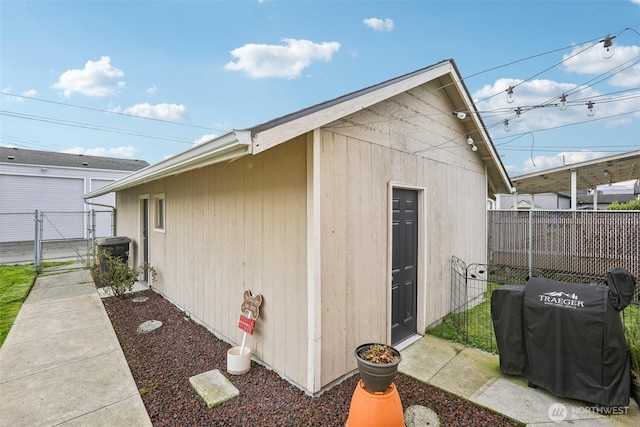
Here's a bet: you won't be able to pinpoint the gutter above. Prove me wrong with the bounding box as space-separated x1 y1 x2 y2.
83 130 252 199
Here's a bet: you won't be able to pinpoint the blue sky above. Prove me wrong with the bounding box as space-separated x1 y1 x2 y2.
1 0 639 181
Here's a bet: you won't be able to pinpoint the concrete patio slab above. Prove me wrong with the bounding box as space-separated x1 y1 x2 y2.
189 369 240 409
428 345 501 400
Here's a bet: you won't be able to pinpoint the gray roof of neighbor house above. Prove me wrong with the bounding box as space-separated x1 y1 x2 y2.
0 147 149 171
83 59 513 199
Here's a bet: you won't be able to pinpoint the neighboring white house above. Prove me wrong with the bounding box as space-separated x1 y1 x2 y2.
495 185 640 210
84 59 512 396
0 147 149 242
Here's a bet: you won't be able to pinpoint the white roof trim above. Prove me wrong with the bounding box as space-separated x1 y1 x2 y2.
251 62 454 154
83 130 251 199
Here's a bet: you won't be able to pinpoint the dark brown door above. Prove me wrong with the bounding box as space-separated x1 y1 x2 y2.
391 189 418 345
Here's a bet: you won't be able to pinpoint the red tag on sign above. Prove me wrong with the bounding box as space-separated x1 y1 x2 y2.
238 314 256 335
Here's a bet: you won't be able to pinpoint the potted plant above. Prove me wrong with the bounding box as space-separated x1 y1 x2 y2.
626 322 640 406
355 343 402 392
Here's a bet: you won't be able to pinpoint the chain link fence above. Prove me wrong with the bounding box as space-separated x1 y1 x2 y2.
0 210 114 267
488 210 640 278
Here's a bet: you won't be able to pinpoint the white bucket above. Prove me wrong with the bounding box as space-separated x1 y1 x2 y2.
227 346 251 375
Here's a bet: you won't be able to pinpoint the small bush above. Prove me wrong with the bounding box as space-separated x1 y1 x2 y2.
97 249 156 298
626 321 640 379
606 200 640 210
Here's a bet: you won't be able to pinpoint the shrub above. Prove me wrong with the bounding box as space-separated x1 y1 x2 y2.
606 200 640 210
626 322 640 379
97 248 156 298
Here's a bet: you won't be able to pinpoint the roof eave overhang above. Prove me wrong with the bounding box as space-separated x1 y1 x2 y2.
251 61 458 155
83 130 252 199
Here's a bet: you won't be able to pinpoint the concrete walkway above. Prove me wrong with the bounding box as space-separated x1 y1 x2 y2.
400 334 640 426
2 264 639 426
0 263 151 427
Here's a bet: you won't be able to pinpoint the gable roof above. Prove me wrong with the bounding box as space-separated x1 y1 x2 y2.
84 59 512 199
1 146 149 171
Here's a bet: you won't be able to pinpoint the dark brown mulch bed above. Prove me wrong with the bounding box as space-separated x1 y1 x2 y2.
102 290 521 426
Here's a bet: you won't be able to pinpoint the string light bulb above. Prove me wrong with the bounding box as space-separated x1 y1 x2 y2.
471 143 478 152
586 101 595 117
506 86 515 104
515 107 523 122
454 111 467 119
559 94 567 111
503 119 511 132
601 35 615 59
466 135 474 145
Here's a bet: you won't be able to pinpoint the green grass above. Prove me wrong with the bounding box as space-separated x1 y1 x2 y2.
0 261 73 347
428 283 640 355
0 264 37 347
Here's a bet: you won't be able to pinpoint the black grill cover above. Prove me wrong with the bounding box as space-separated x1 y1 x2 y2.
491 284 526 376
607 267 637 311
523 277 630 407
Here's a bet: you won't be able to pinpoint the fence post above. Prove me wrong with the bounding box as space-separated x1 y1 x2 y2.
528 210 533 277
87 209 95 262
34 210 42 271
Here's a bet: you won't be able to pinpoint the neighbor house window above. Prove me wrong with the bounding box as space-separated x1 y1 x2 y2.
154 193 165 232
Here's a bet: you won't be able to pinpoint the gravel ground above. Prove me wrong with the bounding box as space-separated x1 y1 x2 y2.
102 289 521 427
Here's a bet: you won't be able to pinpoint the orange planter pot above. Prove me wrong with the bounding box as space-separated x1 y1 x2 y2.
345 380 404 427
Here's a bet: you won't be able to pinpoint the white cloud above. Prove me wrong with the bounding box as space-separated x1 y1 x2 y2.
51 56 125 98
474 78 590 132
516 151 609 175
194 134 217 145
363 17 394 32
562 42 640 88
123 103 187 121
2 87 39 102
62 146 137 157
146 84 157 95
224 38 341 79
21 89 39 98
473 78 640 134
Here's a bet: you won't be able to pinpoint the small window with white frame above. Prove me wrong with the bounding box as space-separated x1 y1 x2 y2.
154 193 165 232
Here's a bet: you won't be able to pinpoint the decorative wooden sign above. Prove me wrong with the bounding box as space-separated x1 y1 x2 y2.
238 290 263 335
240 290 263 320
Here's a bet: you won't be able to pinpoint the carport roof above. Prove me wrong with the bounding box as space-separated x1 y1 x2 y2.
510 150 640 194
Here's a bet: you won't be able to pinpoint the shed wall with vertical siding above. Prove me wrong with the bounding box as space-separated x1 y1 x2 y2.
115 138 310 389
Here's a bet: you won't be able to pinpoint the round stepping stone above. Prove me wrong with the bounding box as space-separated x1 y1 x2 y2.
132 296 149 303
137 320 163 334
404 405 440 426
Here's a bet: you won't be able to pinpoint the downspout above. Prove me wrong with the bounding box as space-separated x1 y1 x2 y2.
85 201 117 236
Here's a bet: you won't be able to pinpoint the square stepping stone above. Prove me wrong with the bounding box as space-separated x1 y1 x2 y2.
189 369 239 409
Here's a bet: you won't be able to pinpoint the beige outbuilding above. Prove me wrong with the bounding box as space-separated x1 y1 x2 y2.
85 59 512 395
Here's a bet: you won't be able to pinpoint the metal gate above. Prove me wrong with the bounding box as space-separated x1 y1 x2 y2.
0 210 114 268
